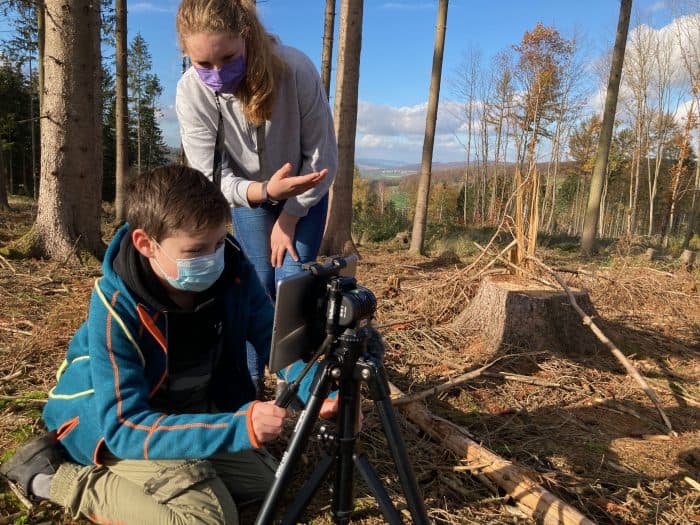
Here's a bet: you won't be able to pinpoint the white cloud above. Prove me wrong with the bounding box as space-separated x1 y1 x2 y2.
159 103 181 147
355 100 467 163
586 13 699 120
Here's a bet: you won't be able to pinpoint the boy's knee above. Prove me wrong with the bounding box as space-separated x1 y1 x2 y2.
145 460 238 524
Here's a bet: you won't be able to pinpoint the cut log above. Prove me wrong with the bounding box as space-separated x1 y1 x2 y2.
645 248 659 260
389 382 596 525
452 274 602 356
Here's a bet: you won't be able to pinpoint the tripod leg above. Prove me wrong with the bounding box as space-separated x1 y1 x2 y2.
354 453 404 524
363 360 431 525
255 362 333 525
332 353 362 525
280 454 334 525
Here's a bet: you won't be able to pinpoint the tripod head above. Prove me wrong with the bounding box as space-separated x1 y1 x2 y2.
269 255 377 373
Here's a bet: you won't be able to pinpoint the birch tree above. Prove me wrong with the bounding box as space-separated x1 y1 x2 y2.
620 13 654 236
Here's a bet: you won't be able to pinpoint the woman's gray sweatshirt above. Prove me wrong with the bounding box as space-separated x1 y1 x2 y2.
176 44 337 217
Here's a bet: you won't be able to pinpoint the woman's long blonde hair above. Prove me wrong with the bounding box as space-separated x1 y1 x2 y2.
176 0 286 125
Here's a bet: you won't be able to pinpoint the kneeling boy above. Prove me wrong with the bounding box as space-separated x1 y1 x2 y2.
1 165 327 524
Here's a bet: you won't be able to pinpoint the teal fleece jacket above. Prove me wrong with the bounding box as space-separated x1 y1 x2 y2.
43 225 316 465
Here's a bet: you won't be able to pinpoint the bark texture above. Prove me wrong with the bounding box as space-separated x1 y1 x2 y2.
33 0 104 261
320 0 362 256
320 0 335 98
581 0 632 255
114 0 129 222
453 275 602 356
410 0 448 255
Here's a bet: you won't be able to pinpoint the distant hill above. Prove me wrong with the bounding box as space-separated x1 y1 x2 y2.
357 158 469 182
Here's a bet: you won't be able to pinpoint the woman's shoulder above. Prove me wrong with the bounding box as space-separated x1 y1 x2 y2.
176 66 203 95
275 43 318 74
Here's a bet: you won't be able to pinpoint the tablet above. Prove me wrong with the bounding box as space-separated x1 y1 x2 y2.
268 257 357 372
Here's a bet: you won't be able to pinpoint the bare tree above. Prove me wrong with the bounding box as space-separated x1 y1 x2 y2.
620 11 654 237
319 0 363 256
662 102 696 247
581 0 632 256
320 0 335 98
23 0 104 260
452 46 480 224
0 144 9 211
646 29 681 236
672 0 700 248
410 0 448 255
114 0 128 223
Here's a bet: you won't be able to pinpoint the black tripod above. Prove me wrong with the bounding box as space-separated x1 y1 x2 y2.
255 306 429 524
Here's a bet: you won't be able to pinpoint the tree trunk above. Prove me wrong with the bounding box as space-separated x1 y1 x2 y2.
410 0 448 255
320 0 335 99
0 143 10 211
319 0 362 256
581 0 631 256
28 58 38 200
114 0 129 223
662 102 696 249
30 0 104 261
37 0 45 115
682 159 700 249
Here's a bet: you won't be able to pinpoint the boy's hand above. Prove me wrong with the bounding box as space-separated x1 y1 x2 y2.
251 401 288 443
266 163 328 201
319 396 364 431
270 211 299 267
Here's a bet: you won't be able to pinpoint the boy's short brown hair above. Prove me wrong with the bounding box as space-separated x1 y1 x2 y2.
125 165 231 241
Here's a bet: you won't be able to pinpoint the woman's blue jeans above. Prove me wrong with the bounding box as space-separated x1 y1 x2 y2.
232 195 328 380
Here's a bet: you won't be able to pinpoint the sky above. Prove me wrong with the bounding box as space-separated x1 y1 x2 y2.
4 0 693 165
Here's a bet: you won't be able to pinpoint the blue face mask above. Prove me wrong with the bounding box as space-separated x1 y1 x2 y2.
154 242 226 293
195 55 246 94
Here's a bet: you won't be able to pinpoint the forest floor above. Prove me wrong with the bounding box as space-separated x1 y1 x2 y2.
0 195 699 525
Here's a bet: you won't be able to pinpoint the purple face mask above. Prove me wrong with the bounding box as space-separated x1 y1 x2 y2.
195 55 246 94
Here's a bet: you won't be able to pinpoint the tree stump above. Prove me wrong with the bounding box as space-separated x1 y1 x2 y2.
680 249 696 270
453 274 602 356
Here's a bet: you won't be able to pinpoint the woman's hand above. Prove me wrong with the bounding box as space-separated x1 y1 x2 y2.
270 210 300 267
266 163 328 201
251 400 288 443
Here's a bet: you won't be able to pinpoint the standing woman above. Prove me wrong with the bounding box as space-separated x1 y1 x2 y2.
175 0 337 393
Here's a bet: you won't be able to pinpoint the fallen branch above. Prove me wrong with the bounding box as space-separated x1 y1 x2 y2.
528 256 677 437
388 382 596 525
392 356 506 405
447 218 511 282
684 476 700 492
0 395 47 405
0 326 33 337
0 371 23 383
0 254 16 274
482 371 578 392
468 240 517 283
5 480 34 510
474 242 556 289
